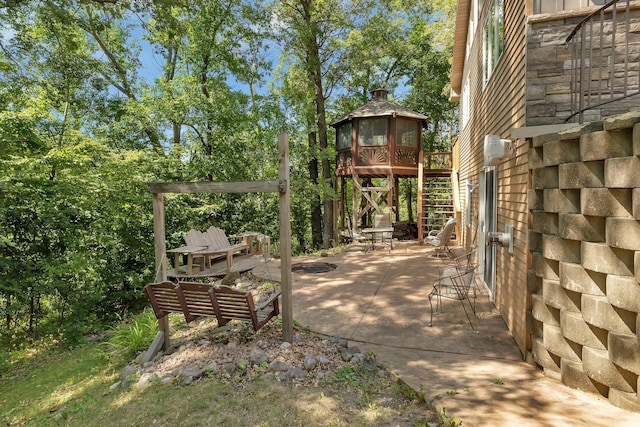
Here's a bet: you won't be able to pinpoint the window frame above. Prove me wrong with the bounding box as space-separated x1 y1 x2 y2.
358 117 388 147
337 122 352 150
482 0 504 86
395 118 419 147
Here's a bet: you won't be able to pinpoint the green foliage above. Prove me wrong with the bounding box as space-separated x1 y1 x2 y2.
331 365 361 389
394 380 426 402
439 407 463 427
0 141 161 344
99 309 158 363
0 0 456 348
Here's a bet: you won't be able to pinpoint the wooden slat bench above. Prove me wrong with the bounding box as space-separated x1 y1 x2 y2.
144 281 280 332
211 285 281 332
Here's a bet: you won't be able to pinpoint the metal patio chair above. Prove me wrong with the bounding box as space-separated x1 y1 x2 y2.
427 251 478 333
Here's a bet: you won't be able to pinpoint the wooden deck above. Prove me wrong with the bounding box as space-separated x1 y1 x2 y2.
167 254 269 279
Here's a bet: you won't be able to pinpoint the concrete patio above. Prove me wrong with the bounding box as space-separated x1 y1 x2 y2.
254 240 640 426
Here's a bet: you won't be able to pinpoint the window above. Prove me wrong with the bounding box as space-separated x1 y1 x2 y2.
395 119 418 147
337 122 352 150
483 0 504 85
358 118 388 146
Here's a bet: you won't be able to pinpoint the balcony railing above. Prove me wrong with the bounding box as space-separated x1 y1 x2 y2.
565 0 640 123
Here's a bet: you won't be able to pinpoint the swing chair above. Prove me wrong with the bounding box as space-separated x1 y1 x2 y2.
142 135 294 363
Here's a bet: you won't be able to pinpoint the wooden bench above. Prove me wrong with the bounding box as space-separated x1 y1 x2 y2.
145 281 280 332
211 285 281 332
184 227 249 272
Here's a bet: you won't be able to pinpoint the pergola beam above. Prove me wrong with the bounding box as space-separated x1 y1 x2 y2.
147 180 283 194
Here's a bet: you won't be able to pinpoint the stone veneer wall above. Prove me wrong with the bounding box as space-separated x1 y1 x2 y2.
527 7 640 126
528 111 640 412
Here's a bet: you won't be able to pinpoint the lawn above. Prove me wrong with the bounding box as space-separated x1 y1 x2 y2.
1 318 445 427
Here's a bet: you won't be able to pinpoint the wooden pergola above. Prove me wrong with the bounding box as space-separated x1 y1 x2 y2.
144 135 293 359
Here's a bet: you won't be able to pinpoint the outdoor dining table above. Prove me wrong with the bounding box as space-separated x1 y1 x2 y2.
166 245 205 276
361 227 394 251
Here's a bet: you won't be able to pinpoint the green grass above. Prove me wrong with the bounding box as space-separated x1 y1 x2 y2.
1 344 114 425
1 337 440 427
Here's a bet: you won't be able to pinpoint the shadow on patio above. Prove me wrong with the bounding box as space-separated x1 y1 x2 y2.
253 240 640 426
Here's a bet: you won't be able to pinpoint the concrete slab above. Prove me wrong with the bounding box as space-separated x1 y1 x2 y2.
253 241 640 426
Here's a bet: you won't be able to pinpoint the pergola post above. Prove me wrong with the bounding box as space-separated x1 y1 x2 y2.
145 133 294 358
278 134 293 342
152 192 170 352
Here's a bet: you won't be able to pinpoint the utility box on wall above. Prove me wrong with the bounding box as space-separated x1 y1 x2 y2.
484 135 515 166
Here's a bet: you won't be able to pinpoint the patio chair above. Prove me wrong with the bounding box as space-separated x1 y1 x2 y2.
425 217 456 258
339 217 368 249
373 213 393 250
427 252 478 333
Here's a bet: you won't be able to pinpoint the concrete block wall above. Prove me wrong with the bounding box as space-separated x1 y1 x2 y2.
528 111 640 412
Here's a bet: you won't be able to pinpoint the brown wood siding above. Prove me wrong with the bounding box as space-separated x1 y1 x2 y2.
457 0 530 356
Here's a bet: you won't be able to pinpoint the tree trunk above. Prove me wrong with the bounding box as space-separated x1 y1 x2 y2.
308 132 323 248
301 0 334 247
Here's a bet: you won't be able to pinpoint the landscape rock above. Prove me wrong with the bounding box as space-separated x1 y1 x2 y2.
362 357 379 372
269 359 289 372
133 372 155 390
249 349 270 365
221 271 240 286
279 342 292 350
277 372 289 382
134 351 146 364
330 336 348 347
179 366 205 380
287 367 307 379
120 365 139 380
304 354 319 370
351 353 366 364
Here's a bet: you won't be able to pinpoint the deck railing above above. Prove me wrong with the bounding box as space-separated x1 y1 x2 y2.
423 151 452 172
565 0 640 123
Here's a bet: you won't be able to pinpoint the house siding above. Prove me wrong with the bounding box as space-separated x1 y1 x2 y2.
454 0 640 413
457 0 530 354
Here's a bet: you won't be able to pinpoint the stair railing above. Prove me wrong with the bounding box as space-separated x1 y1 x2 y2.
565 0 640 123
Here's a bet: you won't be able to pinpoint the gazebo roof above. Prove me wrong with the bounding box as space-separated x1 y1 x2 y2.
331 88 428 127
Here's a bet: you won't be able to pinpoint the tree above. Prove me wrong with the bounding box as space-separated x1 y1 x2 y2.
0 0 458 347
274 0 358 248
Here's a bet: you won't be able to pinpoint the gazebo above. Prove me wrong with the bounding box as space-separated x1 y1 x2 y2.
331 88 429 233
